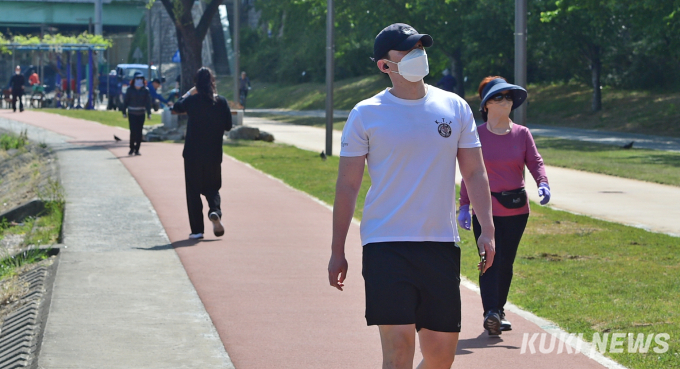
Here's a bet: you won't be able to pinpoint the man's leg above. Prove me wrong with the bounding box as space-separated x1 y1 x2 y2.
18 93 23 112
379 325 416 369
202 161 222 218
128 115 137 152
184 160 204 235
417 329 459 369
11 93 17 112
203 161 224 236
134 115 145 152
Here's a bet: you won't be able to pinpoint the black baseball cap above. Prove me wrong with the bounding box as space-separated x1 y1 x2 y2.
372 23 433 61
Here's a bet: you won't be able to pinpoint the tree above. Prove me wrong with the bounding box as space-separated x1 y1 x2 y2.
540 0 627 111
156 0 223 93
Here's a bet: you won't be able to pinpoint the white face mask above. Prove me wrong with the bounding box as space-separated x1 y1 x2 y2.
384 48 429 82
134 79 144 88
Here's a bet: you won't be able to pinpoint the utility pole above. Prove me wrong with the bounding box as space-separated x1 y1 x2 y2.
147 7 152 80
233 0 240 106
514 0 527 126
325 0 334 156
94 0 103 35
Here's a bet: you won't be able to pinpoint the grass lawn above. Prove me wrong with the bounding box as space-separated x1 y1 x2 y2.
217 75 391 111
535 137 680 187
220 74 680 138
42 109 157 129
223 140 679 369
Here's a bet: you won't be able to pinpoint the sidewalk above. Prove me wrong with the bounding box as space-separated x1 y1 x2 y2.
245 116 680 236
246 109 680 151
1 110 619 368
0 112 233 368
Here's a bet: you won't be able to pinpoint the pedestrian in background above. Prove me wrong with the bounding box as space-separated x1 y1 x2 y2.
436 68 457 93
149 78 172 108
238 71 251 110
172 67 232 240
9 66 25 112
122 71 151 156
458 76 551 336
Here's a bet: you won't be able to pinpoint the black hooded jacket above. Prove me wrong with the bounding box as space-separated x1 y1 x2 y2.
173 93 232 164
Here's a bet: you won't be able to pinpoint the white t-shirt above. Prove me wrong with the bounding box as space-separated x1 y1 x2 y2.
340 85 481 245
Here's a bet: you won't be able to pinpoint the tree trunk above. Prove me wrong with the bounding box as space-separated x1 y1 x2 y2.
176 30 203 95
160 0 222 95
450 47 465 98
590 46 602 112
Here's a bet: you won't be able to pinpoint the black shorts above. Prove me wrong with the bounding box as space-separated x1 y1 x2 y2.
362 241 461 332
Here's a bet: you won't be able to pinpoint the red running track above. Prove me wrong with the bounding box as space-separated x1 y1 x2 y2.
2 110 609 369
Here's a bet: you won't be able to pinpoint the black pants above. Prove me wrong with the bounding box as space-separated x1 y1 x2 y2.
184 160 222 234
239 89 248 109
12 92 23 112
472 213 529 316
128 114 145 152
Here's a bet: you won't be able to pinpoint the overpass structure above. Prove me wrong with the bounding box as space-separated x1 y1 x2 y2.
0 0 146 33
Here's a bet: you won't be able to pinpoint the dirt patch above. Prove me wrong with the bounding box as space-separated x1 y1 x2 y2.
525 218 602 236
521 252 592 262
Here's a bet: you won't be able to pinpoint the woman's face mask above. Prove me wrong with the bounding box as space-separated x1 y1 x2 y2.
134 79 144 88
383 48 429 82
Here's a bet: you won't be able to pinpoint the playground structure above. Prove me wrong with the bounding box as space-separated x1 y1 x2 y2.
2 42 109 110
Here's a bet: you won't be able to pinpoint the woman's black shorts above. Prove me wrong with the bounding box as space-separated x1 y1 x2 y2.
362 241 461 332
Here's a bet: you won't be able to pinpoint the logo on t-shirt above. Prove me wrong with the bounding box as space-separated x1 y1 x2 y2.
435 118 452 138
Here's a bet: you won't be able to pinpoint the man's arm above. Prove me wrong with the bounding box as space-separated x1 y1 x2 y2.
457 147 495 272
122 89 129 116
328 155 366 291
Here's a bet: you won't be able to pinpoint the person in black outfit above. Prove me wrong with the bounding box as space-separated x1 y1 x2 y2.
436 69 457 94
238 71 251 110
172 67 232 239
122 72 151 155
9 66 25 112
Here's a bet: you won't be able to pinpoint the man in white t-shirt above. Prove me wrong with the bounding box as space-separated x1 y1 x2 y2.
327 23 496 368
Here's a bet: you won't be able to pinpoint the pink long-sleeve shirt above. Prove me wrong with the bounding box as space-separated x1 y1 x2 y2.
460 122 548 217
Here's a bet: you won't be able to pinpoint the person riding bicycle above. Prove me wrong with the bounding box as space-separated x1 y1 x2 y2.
239 71 251 110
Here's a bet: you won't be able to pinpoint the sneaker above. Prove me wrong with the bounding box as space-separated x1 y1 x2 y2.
500 312 512 331
128 149 134 156
484 310 502 336
209 212 224 237
189 233 204 239
134 151 141 156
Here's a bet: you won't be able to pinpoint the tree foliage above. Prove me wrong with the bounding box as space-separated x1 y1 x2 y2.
240 0 680 104
0 32 112 51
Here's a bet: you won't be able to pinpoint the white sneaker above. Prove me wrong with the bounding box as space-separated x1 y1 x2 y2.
189 233 204 239
209 212 224 237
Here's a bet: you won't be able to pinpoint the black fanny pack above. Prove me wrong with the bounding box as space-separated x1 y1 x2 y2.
491 187 527 209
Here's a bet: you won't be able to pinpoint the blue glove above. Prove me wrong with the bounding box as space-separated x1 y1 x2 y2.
538 183 551 205
457 205 471 230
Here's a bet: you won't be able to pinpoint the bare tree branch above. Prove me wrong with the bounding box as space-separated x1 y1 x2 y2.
195 0 223 41
159 0 179 26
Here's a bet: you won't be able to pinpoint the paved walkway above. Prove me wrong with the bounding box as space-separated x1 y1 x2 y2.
245 116 680 236
246 109 680 151
1 109 622 368
0 112 233 368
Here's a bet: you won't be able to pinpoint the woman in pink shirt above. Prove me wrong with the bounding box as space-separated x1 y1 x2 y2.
458 76 551 336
